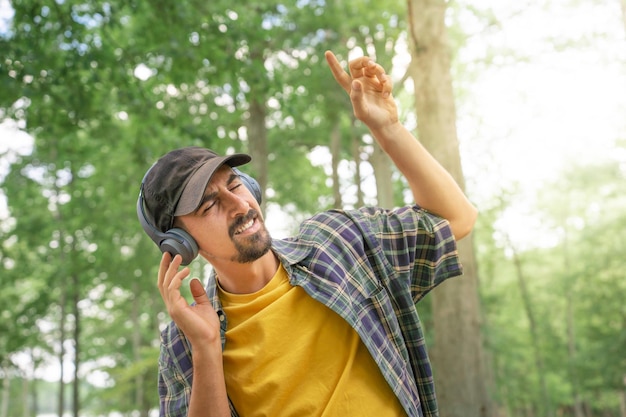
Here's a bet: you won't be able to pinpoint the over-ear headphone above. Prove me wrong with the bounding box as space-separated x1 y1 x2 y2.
137 166 262 266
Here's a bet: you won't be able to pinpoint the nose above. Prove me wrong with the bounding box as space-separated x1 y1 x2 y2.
224 189 250 217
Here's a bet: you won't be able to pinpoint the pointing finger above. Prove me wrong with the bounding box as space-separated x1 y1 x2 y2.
325 50 352 93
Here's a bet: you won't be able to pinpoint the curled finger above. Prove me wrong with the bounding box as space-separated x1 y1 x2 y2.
379 72 393 98
348 56 371 79
363 60 383 79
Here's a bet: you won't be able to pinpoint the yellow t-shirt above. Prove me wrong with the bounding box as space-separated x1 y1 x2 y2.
219 264 407 416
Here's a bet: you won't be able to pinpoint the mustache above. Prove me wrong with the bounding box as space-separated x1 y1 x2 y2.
228 209 259 238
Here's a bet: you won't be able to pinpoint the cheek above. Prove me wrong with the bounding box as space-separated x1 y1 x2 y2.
193 220 230 248
250 201 265 220
197 229 235 261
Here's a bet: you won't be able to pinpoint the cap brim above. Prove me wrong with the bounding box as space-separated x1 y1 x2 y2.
173 153 251 216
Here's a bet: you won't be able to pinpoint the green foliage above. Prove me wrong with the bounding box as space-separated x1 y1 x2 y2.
478 148 626 415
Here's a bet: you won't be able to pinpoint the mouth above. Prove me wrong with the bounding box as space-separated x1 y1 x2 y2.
230 210 260 237
234 218 255 235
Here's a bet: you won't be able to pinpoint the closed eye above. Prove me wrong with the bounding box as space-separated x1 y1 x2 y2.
201 199 216 213
229 183 243 192
200 183 243 214
196 172 245 214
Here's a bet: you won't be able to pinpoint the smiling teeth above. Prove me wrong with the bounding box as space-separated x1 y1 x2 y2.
235 219 254 234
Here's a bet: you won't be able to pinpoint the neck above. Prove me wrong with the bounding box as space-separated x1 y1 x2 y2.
213 250 280 294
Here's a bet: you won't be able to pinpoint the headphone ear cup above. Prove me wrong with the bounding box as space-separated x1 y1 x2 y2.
137 193 198 265
160 228 199 266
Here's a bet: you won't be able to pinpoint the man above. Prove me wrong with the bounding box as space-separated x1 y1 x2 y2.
138 50 478 417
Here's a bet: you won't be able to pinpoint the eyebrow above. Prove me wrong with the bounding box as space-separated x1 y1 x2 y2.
194 172 240 213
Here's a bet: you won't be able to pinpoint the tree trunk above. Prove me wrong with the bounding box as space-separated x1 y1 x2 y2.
619 374 626 417
21 374 28 417
330 120 343 208
0 366 9 417
370 143 394 208
563 233 585 417
350 124 365 208
509 243 552 417
58 271 66 417
247 95 268 213
406 0 492 416
567 289 585 417
30 353 39 417
72 272 80 417
131 282 149 417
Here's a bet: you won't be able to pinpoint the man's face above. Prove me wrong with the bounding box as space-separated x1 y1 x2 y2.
177 165 271 264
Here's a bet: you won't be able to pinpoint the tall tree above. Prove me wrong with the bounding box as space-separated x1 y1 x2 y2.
406 1 492 416
507 237 554 417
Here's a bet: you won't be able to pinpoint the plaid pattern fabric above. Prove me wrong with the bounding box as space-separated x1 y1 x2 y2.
158 205 462 417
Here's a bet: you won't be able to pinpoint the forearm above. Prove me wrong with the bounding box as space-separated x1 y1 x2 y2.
370 122 477 239
188 346 230 417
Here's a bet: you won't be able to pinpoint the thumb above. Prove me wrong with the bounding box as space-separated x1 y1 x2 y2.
189 278 209 304
351 79 362 95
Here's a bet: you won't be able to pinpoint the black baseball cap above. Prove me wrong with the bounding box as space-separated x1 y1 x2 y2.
141 146 251 232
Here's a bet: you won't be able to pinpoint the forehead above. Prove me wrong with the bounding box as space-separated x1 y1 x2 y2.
205 165 235 189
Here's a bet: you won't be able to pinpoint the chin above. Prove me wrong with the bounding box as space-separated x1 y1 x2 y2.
234 231 272 263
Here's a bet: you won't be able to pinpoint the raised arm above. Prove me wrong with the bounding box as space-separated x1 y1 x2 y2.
324 50 477 240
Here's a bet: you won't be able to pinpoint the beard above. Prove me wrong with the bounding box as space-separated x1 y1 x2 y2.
229 209 272 263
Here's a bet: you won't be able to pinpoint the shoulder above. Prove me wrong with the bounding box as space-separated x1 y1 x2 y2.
300 205 450 238
288 205 453 259
273 205 454 264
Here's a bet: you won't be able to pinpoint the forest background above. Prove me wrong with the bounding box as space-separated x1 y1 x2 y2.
0 0 625 416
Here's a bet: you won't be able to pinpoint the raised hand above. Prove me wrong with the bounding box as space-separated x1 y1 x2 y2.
157 253 222 348
324 50 398 132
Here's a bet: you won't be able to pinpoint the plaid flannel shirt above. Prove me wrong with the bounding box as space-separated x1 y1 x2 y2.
158 205 462 417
